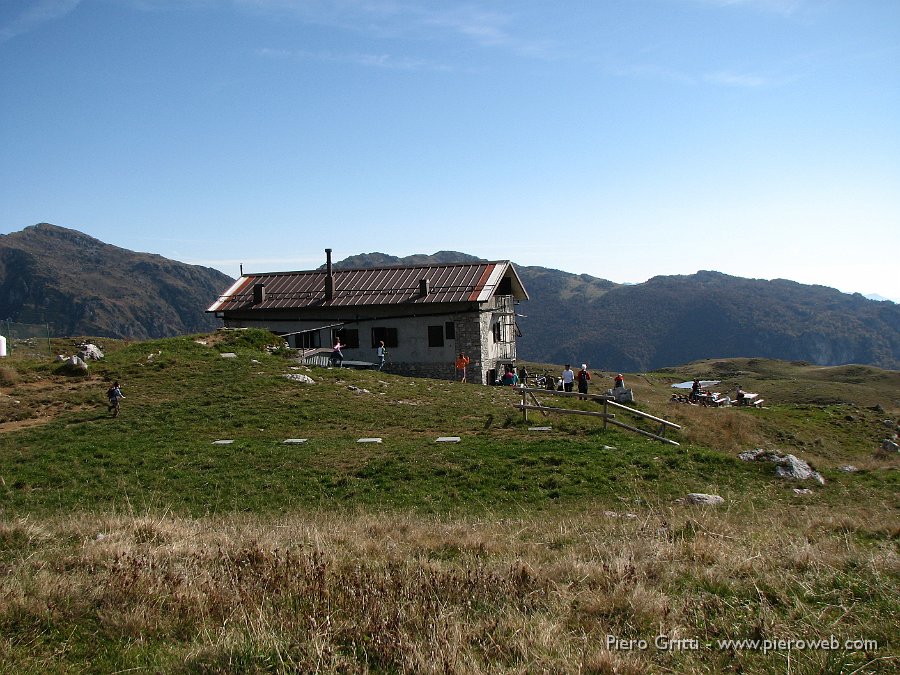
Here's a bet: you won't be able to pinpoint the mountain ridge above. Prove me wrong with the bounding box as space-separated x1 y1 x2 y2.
0 223 233 339
330 251 900 372
1 225 897 371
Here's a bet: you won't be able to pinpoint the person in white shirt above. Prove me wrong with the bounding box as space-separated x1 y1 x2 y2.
561 364 575 392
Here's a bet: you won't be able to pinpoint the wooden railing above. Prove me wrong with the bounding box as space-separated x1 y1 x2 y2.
513 387 682 445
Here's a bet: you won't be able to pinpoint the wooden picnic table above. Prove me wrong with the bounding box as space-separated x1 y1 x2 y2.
737 392 765 407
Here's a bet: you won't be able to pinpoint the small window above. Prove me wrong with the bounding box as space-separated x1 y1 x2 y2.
428 325 444 348
295 331 320 349
445 321 455 340
332 328 359 348
492 322 501 343
371 327 398 348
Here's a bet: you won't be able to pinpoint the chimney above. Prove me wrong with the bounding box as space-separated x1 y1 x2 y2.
252 283 266 304
419 278 430 297
324 248 334 301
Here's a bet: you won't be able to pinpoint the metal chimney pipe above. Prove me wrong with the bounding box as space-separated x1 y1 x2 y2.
324 248 334 301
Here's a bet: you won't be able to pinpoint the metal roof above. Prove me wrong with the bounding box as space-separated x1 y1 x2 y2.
207 261 528 312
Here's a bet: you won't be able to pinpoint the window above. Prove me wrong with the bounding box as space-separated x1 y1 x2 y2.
295 331 320 349
428 325 444 348
371 327 398 348
444 321 455 340
492 322 501 343
332 328 359 348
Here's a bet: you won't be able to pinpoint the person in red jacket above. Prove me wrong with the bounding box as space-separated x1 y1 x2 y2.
455 353 470 382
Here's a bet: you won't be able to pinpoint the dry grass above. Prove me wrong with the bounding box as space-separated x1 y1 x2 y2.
1 505 896 673
661 403 765 453
0 365 18 387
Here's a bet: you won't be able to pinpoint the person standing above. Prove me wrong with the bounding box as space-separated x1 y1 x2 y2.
376 340 386 371
614 373 625 389
331 338 344 368
455 352 470 382
561 364 575 392
107 381 124 418
577 364 591 399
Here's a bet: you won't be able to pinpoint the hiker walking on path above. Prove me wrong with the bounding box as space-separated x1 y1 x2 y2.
577 364 591 399
455 353 470 382
561 365 575 392
376 341 386 371
107 381 124 418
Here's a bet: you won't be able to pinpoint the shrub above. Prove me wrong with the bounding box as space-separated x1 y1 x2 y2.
0 365 18 386
215 328 284 353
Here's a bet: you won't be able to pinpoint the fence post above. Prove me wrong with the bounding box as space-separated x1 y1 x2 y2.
521 387 528 422
603 398 608 428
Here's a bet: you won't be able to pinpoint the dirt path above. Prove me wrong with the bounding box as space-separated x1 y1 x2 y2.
0 375 107 434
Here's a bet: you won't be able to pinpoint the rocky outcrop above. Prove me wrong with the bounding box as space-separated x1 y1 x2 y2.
738 449 826 485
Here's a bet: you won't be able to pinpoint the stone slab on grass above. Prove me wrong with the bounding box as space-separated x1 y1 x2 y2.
357 438 382 443
283 439 308 444
529 426 552 432
212 439 234 445
436 436 461 443
684 493 725 506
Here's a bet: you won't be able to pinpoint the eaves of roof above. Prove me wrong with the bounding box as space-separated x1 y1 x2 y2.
207 261 528 313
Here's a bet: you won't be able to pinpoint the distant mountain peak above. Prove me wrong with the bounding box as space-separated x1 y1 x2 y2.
1 223 234 339
329 250 486 270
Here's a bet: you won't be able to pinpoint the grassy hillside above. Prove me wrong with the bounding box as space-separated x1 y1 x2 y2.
0 333 897 673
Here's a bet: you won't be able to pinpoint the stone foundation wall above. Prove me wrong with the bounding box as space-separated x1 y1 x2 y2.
386 361 458 381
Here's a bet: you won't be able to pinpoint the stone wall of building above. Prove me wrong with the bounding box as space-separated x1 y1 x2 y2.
453 310 487 383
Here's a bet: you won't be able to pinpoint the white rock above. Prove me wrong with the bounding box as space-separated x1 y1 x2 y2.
79 343 104 360
283 373 315 384
739 449 826 484
685 493 725 506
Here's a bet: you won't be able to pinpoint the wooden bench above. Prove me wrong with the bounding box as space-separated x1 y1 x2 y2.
737 392 760 406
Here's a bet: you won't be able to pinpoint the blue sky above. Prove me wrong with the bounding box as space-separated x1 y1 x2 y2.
2 0 898 300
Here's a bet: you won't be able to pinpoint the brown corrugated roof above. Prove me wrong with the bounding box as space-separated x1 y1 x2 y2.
207 261 528 312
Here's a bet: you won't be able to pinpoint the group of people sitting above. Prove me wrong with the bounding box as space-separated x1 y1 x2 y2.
670 380 760 407
670 379 717 405
499 364 520 386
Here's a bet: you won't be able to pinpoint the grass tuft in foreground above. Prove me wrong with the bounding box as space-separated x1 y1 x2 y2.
0 506 896 673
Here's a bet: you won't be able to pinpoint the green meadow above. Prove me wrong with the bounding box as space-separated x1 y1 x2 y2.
1 330 897 673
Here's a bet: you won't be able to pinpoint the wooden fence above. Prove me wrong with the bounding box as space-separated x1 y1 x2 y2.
514 387 682 445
